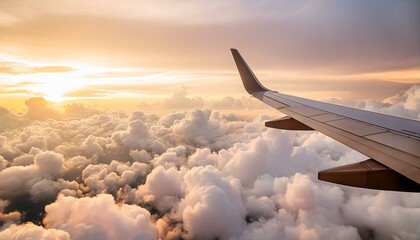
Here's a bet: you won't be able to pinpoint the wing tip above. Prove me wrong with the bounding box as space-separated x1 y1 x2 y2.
230 48 269 94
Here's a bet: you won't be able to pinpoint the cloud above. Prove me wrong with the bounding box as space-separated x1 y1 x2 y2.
1 97 102 123
135 166 183 212
0 223 70 240
24 97 62 120
324 84 420 119
43 194 156 240
0 87 419 239
0 200 21 225
35 151 65 178
238 173 361 240
384 84 420 117
0 61 73 74
112 115 167 155
155 108 265 150
211 96 265 110
177 165 246 239
63 103 101 119
0 107 30 131
82 160 148 195
0 156 8 171
342 191 420 239
0 151 78 201
129 149 152 163
162 90 204 109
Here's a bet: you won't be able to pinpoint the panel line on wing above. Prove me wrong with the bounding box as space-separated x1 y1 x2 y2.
263 95 288 109
273 92 420 139
310 113 346 122
286 105 328 117
326 118 387 137
365 132 420 158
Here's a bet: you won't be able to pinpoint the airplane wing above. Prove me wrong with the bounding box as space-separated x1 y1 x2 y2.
231 48 420 192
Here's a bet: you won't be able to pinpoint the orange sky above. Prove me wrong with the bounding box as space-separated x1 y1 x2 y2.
0 2 419 238
0 0 419 111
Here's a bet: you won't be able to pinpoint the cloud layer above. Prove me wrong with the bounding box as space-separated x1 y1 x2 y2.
0 86 419 239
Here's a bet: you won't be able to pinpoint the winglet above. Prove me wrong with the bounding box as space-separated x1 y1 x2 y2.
231 48 269 94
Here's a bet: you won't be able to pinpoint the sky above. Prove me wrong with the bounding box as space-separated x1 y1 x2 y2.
0 1 420 240
1 0 419 110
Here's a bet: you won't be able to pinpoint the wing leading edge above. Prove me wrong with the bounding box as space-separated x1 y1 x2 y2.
231 48 420 192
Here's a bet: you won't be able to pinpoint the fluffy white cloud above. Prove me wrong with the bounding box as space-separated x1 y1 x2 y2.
385 84 419 111
44 194 156 240
35 151 65 179
82 160 148 195
0 108 30 132
129 149 152 163
0 151 78 201
82 135 104 156
176 166 246 240
342 191 420 239
156 109 264 150
171 109 225 146
135 166 184 212
325 84 420 119
112 114 166 155
0 223 70 240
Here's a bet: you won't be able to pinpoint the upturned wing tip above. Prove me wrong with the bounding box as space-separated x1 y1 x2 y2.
230 48 269 94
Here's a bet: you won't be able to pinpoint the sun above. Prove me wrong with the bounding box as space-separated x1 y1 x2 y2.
27 75 87 103
0 57 95 103
38 82 68 102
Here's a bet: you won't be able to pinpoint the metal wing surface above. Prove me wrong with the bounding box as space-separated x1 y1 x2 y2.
231 48 420 192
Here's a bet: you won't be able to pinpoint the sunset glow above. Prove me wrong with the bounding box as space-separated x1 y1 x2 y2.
0 1 419 239
1 0 419 111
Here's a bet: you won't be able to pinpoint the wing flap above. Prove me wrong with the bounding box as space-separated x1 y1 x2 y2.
319 159 420 192
265 116 314 130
